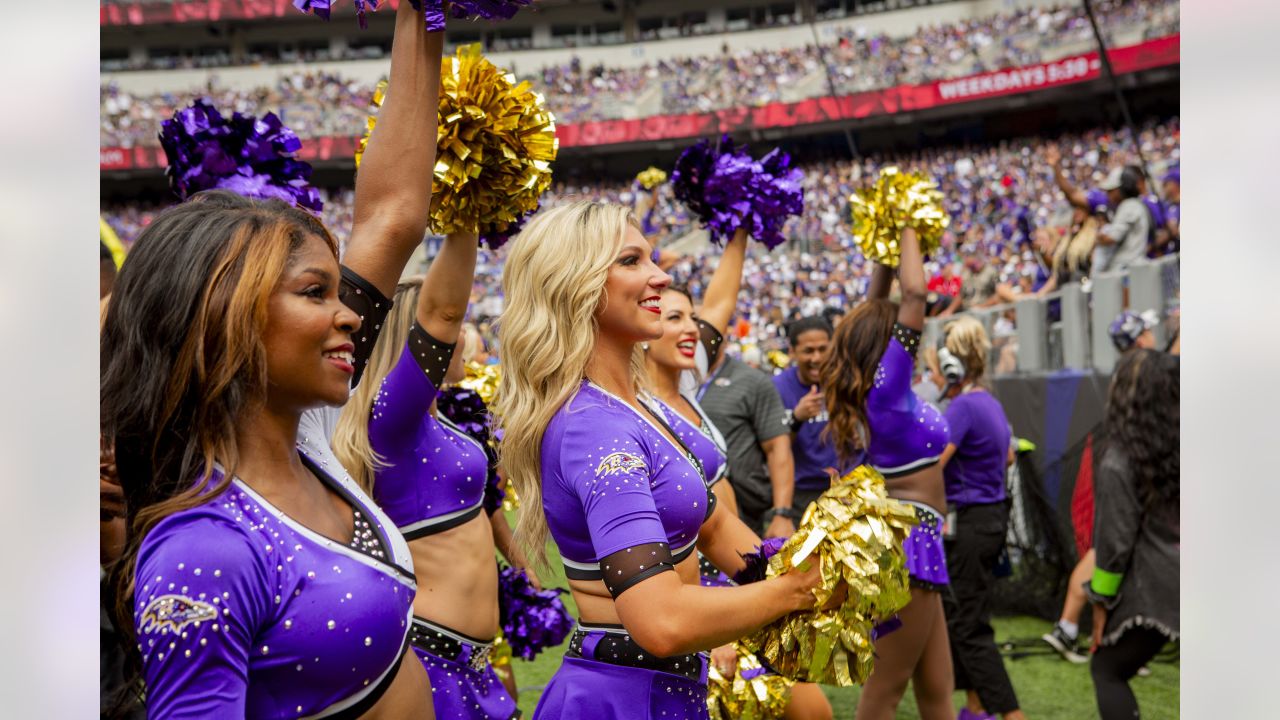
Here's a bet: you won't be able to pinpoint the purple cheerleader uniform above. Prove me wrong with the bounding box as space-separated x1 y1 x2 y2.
534 381 717 720
133 443 418 719
864 323 951 589
366 322 518 720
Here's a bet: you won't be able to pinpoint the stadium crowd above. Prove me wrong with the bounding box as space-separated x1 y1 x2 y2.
103 117 1180 360
100 0 1179 144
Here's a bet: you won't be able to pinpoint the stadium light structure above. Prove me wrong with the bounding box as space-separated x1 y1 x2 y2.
1081 0 1165 204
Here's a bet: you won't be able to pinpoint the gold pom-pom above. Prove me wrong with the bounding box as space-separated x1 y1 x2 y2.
849 166 949 267
636 166 668 190
459 361 502 405
354 45 557 236
433 43 557 235
740 466 918 685
765 350 791 371
353 80 387 171
490 630 513 669
707 644 794 720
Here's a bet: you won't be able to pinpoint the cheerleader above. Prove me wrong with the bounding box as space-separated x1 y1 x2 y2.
494 201 822 719
821 227 955 720
100 5 444 716
333 224 519 719
642 232 832 720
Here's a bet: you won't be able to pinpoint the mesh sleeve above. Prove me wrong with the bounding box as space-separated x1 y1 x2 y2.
407 322 457 390
697 319 725 365
599 542 675 598
892 322 922 358
339 266 393 388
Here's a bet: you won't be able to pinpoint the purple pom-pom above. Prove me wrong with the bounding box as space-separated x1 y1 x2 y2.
497 565 574 660
732 536 787 586
436 387 503 514
159 99 322 213
479 205 534 250
293 0 380 28
409 0 530 31
671 135 804 250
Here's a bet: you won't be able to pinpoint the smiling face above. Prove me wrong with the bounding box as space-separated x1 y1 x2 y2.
646 288 700 371
596 225 671 345
792 327 831 386
261 233 362 412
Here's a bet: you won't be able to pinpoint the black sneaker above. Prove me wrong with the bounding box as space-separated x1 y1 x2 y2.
1041 625 1089 663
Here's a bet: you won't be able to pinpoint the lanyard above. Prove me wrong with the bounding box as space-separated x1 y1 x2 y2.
695 361 726 403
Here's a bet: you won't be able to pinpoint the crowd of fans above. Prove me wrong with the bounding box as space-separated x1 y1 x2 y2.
100 0 1179 145
103 117 1180 362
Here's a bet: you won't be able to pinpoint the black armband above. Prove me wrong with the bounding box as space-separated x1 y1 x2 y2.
408 322 457 389
892 322 922 358
339 266 393 387
599 542 676 599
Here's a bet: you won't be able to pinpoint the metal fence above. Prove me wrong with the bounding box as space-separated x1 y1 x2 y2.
923 253 1180 376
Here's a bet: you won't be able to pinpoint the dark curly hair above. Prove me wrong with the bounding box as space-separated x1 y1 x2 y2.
1101 348 1179 513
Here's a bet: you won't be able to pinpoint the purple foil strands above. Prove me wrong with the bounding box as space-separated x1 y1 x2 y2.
159 99 322 212
732 536 787 586
436 386 504 514
409 0 533 31
293 0 380 29
671 135 805 250
497 565 574 661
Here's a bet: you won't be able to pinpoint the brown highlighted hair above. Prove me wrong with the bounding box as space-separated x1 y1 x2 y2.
100 190 336 706
820 299 897 467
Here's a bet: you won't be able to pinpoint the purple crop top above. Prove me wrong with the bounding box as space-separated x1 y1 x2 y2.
864 325 949 478
368 329 489 540
541 381 714 597
645 393 728 488
133 443 417 719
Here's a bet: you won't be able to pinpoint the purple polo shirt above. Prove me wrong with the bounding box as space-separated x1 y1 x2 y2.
943 390 1011 507
773 366 852 490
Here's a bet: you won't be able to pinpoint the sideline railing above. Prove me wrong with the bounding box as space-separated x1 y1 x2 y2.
923 253 1179 376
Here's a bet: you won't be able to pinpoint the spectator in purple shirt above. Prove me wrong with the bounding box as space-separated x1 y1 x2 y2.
773 315 850 515
937 316 1025 720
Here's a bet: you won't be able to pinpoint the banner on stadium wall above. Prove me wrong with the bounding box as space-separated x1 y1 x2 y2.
99 135 363 171
101 0 405 26
555 35 1179 148
100 35 1179 170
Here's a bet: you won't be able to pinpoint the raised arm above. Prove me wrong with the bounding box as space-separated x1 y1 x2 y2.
1047 144 1089 210
896 226 928 331
697 228 748 336
344 2 445 297
867 262 893 301
417 231 479 344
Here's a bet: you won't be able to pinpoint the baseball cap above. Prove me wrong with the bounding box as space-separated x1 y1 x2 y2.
1109 309 1159 352
1099 166 1125 191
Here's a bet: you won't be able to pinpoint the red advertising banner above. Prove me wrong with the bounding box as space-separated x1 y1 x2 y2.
555 34 1179 148
101 0 404 26
101 35 1178 170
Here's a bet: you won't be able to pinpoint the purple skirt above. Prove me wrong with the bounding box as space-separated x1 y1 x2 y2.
412 639 518 719
533 655 710 720
902 502 950 589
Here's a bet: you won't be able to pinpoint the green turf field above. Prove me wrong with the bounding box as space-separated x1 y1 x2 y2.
503 535 1179 718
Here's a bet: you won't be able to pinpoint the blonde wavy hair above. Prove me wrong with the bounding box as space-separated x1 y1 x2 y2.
332 277 425 493
495 200 645 568
1056 214 1097 276
943 315 992 384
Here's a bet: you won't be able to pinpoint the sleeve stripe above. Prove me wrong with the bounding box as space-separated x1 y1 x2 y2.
1091 567 1124 596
